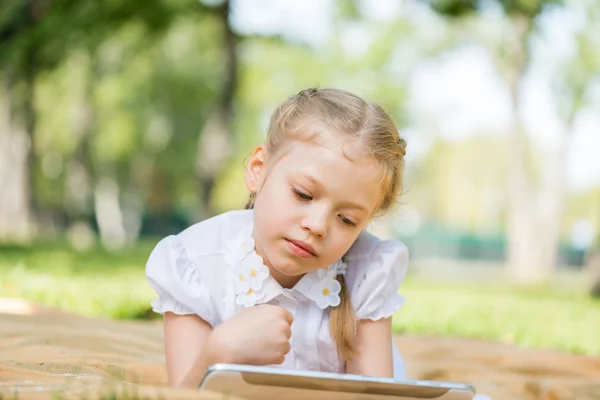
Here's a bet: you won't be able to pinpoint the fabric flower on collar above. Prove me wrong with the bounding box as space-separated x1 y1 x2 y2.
310 275 341 309
227 226 271 308
335 259 347 276
318 259 347 279
236 287 260 307
234 252 269 293
233 251 270 307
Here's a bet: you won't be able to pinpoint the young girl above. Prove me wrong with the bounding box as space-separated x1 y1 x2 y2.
145 88 409 389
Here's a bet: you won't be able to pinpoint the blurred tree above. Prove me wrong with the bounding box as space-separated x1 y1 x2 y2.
424 0 597 284
538 0 600 284
556 0 600 295
195 0 238 220
0 0 53 242
0 0 232 245
408 135 508 234
0 0 176 242
62 0 177 248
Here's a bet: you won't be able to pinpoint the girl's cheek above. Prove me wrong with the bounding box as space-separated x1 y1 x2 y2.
330 239 347 259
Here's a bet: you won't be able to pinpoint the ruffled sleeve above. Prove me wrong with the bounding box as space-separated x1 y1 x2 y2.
145 234 215 326
346 236 409 321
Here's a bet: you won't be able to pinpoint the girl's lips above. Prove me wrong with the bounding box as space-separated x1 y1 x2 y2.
286 239 316 258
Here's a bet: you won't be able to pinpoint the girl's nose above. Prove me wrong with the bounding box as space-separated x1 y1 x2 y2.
301 208 328 238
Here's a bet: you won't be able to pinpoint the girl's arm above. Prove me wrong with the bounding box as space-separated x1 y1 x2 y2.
164 312 220 388
163 305 294 388
345 317 394 377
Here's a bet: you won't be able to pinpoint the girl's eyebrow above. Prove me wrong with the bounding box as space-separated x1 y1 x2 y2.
339 200 369 213
302 174 370 213
303 174 320 186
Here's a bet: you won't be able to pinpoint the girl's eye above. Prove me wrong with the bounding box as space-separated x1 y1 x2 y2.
339 215 357 227
292 187 312 201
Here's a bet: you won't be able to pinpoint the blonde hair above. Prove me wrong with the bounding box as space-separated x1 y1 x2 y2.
246 88 406 362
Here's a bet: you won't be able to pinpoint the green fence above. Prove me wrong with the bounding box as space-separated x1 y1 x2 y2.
393 222 587 268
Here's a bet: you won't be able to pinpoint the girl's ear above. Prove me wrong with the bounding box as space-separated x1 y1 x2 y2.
245 145 267 194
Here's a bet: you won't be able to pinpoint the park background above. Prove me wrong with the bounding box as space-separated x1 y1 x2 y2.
0 1 599 398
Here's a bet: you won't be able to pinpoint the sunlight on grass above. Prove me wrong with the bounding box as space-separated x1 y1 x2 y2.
2 266 156 319
395 279 600 356
0 242 157 319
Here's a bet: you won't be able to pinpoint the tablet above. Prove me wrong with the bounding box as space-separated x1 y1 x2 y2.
199 364 476 400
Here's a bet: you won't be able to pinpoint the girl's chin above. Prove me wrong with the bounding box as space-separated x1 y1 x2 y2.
272 265 306 277
268 259 310 277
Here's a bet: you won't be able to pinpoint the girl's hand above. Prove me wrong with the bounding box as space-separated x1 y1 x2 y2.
208 304 293 366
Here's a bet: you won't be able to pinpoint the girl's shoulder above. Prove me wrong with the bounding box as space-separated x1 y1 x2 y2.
345 230 409 263
343 231 409 321
144 209 253 326
175 209 253 257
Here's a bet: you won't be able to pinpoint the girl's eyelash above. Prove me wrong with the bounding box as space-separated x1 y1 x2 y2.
291 186 357 226
340 216 357 227
292 187 312 200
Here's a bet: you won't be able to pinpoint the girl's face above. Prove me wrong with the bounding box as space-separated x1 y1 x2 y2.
245 133 384 288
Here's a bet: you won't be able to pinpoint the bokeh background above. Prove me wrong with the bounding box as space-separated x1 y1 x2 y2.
1 0 599 356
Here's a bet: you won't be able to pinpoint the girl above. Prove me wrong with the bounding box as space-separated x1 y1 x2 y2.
146 88 409 389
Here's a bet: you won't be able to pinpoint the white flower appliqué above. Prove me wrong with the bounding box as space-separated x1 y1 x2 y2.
335 259 347 276
230 233 270 308
317 259 347 279
236 287 260 307
235 252 269 293
310 276 341 309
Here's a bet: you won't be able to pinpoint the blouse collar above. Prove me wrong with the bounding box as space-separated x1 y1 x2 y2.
225 221 347 309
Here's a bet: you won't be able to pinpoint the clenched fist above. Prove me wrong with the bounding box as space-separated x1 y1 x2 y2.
208 304 293 366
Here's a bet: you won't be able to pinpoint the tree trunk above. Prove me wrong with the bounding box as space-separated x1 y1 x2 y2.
94 176 127 250
536 120 574 273
586 211 600 297
65 52 96 229
0 72 32 242
197 112 231 219
587 252 600 297
24 45 39 228
0 0 52 242
196 0 237 220
504 15 544 283
504 14 575 283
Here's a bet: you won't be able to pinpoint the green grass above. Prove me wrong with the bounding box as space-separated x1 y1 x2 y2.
393 279 600 356
0 240 159 319
1 242 599 356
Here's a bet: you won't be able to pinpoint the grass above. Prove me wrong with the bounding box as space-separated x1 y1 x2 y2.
1 242 599 356
393 279 600 356
0 240 158 319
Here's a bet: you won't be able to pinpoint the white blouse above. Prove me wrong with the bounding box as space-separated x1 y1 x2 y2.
145 209 409 378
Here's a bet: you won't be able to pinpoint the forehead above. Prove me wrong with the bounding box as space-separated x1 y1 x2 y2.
274 134 384 212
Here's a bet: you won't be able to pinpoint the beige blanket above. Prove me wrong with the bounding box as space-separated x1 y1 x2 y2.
1 299 599 400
